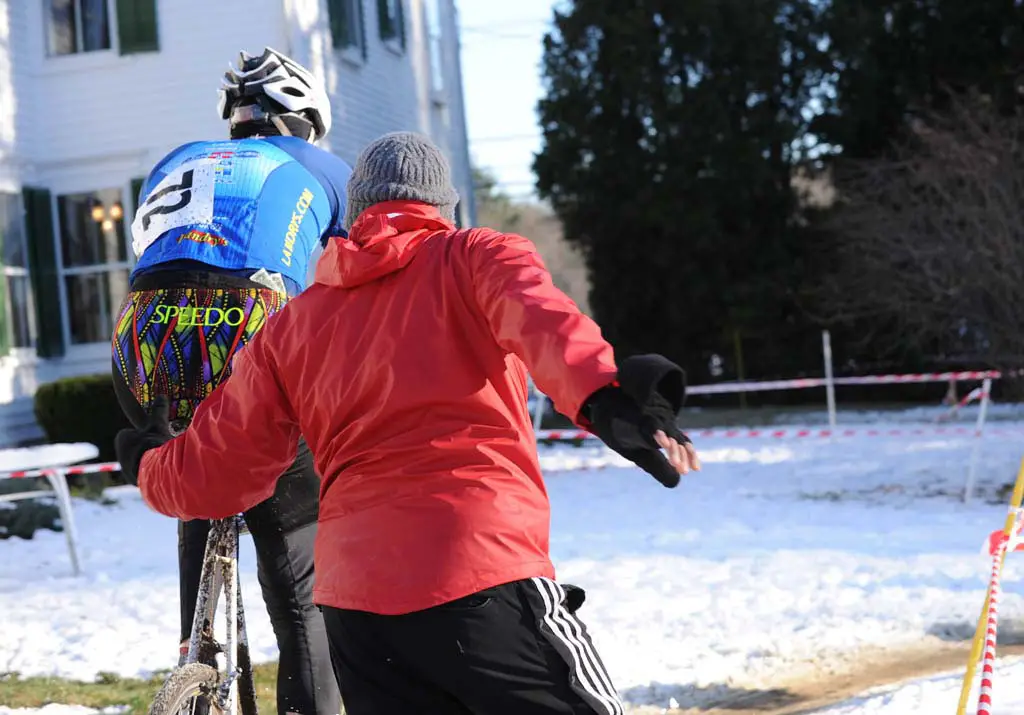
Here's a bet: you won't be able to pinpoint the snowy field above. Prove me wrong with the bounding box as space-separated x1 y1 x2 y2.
5 407 1024 712
819 657 1024 713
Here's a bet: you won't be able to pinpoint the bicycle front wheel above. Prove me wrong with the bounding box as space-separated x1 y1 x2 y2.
148 662 230 715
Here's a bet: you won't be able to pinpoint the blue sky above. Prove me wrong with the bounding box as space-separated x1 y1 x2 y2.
457 0 558 200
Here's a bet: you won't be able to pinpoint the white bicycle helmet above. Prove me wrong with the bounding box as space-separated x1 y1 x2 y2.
217 47 332 143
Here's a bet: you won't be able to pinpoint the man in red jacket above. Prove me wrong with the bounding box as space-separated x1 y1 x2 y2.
116 131 699 715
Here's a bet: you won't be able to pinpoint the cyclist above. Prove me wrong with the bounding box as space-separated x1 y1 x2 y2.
110 47 350 715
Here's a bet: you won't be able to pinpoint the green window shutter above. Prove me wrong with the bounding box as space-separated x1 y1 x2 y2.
130 177 145 270
328 0 368 59
328 0 367 53
0 273 8 358
0 196 11 357
22 188 64 359
130 177 146 212
378 0 393 40
327 0 350 48
397 0 406 50
117 0 159 55
359 0 368 60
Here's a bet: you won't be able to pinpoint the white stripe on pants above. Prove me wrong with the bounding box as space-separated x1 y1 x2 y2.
530 577 625 715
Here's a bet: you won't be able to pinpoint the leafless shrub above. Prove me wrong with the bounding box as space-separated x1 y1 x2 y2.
820 90 1024 367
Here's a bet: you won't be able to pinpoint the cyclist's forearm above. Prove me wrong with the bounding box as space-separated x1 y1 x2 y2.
136 335 302 520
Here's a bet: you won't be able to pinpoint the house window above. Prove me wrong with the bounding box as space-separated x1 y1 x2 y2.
328 0 365 54
56 189 130 345
46 0 112 56
425 0 444 93
0 194 35 349
378 0 405 51
47 0 160 57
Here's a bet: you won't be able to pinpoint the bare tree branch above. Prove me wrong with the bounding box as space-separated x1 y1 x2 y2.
818 89 1024 368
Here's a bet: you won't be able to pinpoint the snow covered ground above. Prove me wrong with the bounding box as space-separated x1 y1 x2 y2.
820 657 1024 713
3 409 1024 712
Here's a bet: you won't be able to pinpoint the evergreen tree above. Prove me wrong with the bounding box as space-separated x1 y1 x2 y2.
535 0 831 381
814 0 1024 159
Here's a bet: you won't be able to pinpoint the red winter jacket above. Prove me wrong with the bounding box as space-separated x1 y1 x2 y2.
137 201 618 614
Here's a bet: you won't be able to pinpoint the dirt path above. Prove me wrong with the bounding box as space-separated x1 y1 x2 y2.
625 640 1024 715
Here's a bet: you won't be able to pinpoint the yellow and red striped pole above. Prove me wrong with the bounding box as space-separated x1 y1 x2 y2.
956 457 1024 715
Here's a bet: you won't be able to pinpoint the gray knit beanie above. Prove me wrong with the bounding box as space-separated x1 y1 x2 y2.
343 131 460 230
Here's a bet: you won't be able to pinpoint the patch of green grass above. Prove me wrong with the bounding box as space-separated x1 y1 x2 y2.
0 663 279 713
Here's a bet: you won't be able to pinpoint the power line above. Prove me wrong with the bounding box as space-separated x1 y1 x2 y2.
500 193 542 201
479 192 542 202
472 161 540 170
470 133 541 144
473 180 536 189
459 18 552 32
459 17 554 41
460 31 545 41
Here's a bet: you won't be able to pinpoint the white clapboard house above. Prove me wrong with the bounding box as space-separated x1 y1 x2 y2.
0 0 476 444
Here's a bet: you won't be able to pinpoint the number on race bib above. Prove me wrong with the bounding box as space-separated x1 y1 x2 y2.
140 170 194 231
131 161 216 257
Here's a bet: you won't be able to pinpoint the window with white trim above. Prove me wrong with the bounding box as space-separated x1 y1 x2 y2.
0 193 36 350
46 0 112 56
55 189 130 344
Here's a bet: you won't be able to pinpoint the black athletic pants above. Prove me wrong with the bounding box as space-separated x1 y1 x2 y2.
321 577 625 715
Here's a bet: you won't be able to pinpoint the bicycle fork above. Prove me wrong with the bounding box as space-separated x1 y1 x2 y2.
184 519 258 714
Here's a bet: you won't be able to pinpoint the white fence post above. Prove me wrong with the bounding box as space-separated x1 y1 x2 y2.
529 377 546 432
963 378 993 504
822 330 838 429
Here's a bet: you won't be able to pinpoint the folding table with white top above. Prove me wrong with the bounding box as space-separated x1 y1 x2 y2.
0 442 100 576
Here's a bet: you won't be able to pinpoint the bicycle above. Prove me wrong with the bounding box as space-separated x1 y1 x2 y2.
148 515 259 715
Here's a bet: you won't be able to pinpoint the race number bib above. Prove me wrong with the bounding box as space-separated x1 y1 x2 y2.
131 161 216 257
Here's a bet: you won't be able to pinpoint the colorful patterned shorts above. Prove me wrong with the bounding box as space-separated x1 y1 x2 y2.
111 286 288 426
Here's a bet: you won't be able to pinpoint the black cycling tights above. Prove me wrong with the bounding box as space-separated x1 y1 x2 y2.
111 268 340 715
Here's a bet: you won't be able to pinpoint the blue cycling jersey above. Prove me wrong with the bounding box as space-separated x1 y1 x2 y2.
130 136 352 291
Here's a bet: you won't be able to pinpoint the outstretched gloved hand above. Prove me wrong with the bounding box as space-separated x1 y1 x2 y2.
581 354 700 488
115 395 175 486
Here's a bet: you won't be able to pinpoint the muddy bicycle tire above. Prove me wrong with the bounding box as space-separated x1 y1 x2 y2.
148 662 229 715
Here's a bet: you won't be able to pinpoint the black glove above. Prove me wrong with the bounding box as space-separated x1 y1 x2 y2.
581 354 689 488
115 395 175 486
617 354 687 414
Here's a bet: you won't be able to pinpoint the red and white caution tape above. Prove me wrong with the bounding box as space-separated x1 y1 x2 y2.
536 430 597 441
537 426 1024 442
686 370 1002 396
834 370 1001 386
688 378 828 395
958 388 990 410
985 531 1018 557
0 461 121 479
941 389 990 421
5 420 1014 480
981 510 1024 556
976 511 1024 713
978 535 1012 715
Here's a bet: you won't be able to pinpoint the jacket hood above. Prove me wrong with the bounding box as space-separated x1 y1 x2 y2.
314 201 456 289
